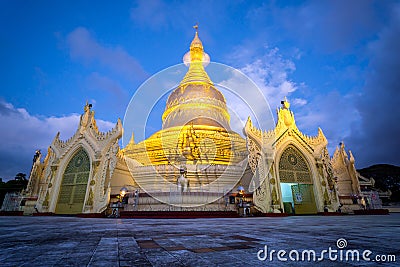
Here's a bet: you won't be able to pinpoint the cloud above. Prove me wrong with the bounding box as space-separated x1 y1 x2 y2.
211 44 297 139
224 2 399 168
0 99 115 181
275 0 381 53
223 35 365 161
345 3 400 167
228 45 297 111
130 0 230 34
292 98 307 107
66 27 147 81
85 72 127 99
294 91 361 154
218 69 274 134
130 0 169 30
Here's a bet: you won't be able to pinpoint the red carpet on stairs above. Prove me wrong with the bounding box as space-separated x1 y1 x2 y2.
119 211 240 219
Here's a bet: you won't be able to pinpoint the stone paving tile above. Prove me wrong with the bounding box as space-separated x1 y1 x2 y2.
231 234 263 242
87 260 119 267
0 214 399 266
227 244 253 250
163 246 187 251
145 250 185 266
169 250 213 266
209 246 233 251
137 240 161 249
198 251 238 265
189 248 214 253
119 259 152 267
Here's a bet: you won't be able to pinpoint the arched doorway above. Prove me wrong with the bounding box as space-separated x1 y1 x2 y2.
278 145 317 214
56 148 90 214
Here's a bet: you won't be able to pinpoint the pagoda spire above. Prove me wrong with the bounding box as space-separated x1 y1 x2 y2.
180 25 212 86
161 26 230 130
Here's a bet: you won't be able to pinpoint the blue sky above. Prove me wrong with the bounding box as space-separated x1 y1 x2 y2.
0 0 399 180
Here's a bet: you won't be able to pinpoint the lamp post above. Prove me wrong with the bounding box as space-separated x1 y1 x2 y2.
237 185 245 196
120 187 128 200
115 187 128 217
237 185 245 216
109 186 130 218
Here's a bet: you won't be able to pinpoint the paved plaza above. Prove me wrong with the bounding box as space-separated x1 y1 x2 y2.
0 214 399 266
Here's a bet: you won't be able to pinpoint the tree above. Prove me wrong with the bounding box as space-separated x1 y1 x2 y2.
14 173 27 182
0 173 28 207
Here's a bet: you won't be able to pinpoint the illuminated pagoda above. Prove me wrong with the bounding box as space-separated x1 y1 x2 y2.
21 27 377 216
119 27 248 210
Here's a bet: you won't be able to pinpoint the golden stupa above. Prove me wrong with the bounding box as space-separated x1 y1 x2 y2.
121 27 248 206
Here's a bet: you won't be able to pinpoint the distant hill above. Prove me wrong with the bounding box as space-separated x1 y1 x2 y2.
358 164 400 203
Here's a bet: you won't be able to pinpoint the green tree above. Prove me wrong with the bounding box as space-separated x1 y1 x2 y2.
14 173 27 182
0 173 28 207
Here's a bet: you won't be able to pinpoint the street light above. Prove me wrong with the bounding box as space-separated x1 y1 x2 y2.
237 185 245 197
237 185 245 207
237 185 249 217
120 187 128 199
109 187 129 218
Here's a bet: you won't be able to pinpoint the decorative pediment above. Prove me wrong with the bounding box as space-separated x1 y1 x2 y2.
51 103 123 159
244 98 327 157
33 103 123 214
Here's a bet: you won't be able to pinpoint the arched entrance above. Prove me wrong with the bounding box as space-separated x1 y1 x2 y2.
278 145 317 214
55 148 90 214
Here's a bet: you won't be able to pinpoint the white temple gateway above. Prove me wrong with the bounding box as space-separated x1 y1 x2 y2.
21 29 376 216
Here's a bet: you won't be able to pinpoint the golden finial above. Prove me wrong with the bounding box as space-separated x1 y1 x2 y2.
190 23 202 49
179 24 212 86
281 97 290 109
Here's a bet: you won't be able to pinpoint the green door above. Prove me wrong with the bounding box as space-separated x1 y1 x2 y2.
56 149 90 214
279 145 318 214
291 184 318 214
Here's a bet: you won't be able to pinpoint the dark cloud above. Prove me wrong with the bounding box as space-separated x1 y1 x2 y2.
0 99 115 181
345 4 400 167
253 1 399 167
295 90 360 155
85 72 130 112
0 149 33 182
86 72 126 97
130 0 169 30
276 0 381 53
130 0 230 39
0 99 19 116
